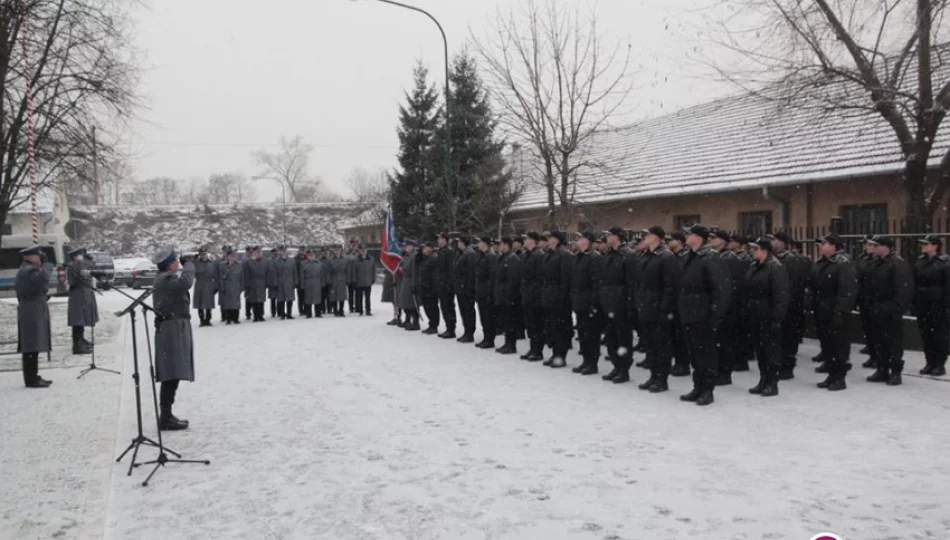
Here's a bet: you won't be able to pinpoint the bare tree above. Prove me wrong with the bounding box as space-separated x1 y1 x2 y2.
473 0 633 228
131 177 183 205
0 0 139 230
701 0 950 222
205 172 254 204
346 166 390 225
252 135 321 203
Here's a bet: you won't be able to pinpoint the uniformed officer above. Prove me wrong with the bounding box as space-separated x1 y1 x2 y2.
243 246 254 320
16 245 52 388
600 227 633 383
493 237 523 354
243 246 268 322
864 235 914 385
744 237 790 397
436 233 458 338
152 248 196 431
571 231 605 375
634 226 681 393
273 245 298 320
677 225 730 406
540 230 574 367
667 231 691 377
728 233 754 370
519 232 546 361
453 236 478 343
193 247 217 327
914 234 950 376
856 237 878 368
217 247 244 324
300 248 325 318
769 232 810 380
709 229 741 385
67 247 98 355
396 240 420 331
329 245 350 317
810 234 858 390
418 241 441 334
474 237 498 349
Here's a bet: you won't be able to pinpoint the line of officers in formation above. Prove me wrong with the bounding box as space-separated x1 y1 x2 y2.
388 224 949 406
192 243 378 326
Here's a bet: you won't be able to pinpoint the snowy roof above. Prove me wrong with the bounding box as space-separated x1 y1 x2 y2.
512 73 950 211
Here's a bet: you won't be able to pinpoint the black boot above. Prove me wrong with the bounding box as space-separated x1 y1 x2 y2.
760 367 779 397
714 372 732 386
823 364 850 391
602 368 619 381
159 406 189 431
695 387 715 406
887 363 903 386
637 374 656 390
748 375 767 395
815 361 831 373
22 354 50 388
438 330 457 339
862 357 877 369
778 365 795 380
920 363 935 375
423 327 440 335
931 364 947 376
680 387 701 402
497 342 517 355
671 364 691 377
579 363 599 375
612 371 630 384
866 368 889 383
648 376 669 393
457 334 475 344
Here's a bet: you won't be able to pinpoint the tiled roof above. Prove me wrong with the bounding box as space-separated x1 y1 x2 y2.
512 74 950 211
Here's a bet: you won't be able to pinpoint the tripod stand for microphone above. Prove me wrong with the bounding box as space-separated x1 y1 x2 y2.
76 279 120 379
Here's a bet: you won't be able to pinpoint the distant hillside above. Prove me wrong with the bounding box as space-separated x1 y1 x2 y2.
66 203 370 257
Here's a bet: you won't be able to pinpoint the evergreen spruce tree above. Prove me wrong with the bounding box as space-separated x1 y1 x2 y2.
431 52 512 235
389 63 443 239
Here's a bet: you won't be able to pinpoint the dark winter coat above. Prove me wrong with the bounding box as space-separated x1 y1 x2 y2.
396 252 417 308
474 250 497 302
855 252 875 309
494 250 523 306
16 263 51 353
272 257 298 302
520 247 544 307
417 252 439 301
624 250 645 318
677 245 731 329
865 253 914 317
328 256 349 302
599 247 628 318
192 258 217 310
453 248 477 297
382 270 394 304
301 259 325 305
571 249 604 314
913 254 950 309
266 258 279 298
217 260 244 310
243 258 269 303
809 252 858 323
153 262 196 383
355 254 376 288
540 246 573 309
775 250 810 323
718 249 746 314
67 259 99 327
345 253 358 285
743 256 790 322
437 245 456 295
635 246 681 323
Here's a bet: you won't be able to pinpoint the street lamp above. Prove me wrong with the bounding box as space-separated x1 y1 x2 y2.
349 0 455 229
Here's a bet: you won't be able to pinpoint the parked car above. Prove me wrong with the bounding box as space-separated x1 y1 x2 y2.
88 251 116 288
0 234 69 298
131 260 158 289
113 258 140 287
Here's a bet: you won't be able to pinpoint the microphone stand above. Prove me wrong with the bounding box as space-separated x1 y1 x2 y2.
75 275 119 378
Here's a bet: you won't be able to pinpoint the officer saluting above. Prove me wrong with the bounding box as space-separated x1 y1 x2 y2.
152 248 196 431
16 245 53 388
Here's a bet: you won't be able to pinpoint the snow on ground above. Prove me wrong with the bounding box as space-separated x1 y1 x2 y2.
2 288 949 540
0 295 122 372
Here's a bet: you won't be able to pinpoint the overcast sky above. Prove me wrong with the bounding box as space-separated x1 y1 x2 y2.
125 0 734 201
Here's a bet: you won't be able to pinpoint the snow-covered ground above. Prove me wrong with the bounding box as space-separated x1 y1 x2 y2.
1 289 948 540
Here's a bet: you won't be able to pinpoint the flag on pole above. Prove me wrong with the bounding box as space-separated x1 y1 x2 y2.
380 211 403 274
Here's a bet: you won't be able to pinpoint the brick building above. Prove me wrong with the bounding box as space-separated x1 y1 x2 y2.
507 85 950 243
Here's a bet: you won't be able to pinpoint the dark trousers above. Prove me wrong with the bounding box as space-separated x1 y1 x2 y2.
477 298 496 343
672 317 689 369
196 309 212 323
72 326 85 343
438 289 456 331
545 306 572 357
334 301 345 316
496 302 517 344
403 307 419 326
160 379 180 408
297 288 305 314
457 294 477 337
270 298 277 317
681 322 718 390
21 352 39 385
576 309 604 367
752 320 783 378
322 285 332 314
224 309 240 322
252 302 265 321
870 309 904 373
348 284 357 312
220 306 226 322
815 316 850 373
356 286 372 314
524 304 546 354
643 320 674 377
859 303 877 360
717 310 737 375
275 301 293 317
917 301 949 368
245 299 252 319
781 309 804 370
604 311 633 371
423 299 440 329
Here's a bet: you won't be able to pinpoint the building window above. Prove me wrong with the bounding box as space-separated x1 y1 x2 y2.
674 215 701 231
739 211 772 236
840 204 888 234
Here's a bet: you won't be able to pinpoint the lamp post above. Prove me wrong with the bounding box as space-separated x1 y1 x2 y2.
349 0 454 230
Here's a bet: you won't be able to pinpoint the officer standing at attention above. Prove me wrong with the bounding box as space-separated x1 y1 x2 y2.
914 234 950 377
810 234 858 390
16 245 53 388
152 248 196 431
864 235 914 386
